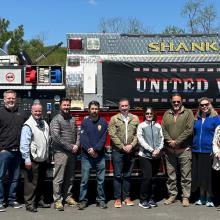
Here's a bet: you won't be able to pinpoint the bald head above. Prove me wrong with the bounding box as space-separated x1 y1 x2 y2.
31 103 43 120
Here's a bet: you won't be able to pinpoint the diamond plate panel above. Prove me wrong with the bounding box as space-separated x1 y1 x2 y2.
67 33 220 56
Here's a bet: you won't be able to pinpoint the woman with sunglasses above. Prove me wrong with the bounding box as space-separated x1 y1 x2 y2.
137 107 164 209
192 97 220 207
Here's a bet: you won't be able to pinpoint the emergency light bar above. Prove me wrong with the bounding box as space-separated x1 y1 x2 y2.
69 38 83 50
51 68 62 83
25 67 37 83
87 38 100 50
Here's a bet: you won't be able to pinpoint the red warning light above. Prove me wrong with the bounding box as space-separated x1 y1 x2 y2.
25 67 37 83
69 38 83 50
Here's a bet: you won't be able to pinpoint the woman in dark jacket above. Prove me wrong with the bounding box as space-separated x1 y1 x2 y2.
137 107 164 209
192 97 220 207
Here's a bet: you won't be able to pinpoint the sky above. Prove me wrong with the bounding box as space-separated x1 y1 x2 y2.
1 0 220 46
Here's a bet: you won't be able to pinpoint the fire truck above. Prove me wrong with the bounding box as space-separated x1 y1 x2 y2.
2 33 220 177
65 33 220 177
65 33 220 113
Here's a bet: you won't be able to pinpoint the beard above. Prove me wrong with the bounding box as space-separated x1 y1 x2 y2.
5 103 15 109
91 112 98 118
121 109 129 115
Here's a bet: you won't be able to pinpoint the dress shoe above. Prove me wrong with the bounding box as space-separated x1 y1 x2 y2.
96 201 107 209
26 206 37 212
78 201 87 210
38 201 51 208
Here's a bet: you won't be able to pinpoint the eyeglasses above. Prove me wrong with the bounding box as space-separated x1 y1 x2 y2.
200 103 209 107
145 112 153 116
172 101 181 104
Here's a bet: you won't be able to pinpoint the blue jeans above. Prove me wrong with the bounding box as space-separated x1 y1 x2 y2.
112 150 135 200
79 156 105 202
0 150 21 204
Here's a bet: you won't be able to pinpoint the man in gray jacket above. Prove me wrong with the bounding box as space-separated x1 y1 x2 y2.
50 98 80 211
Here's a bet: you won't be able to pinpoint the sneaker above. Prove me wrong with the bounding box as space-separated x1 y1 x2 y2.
123 198 134 206
139 201 151 209
195 199 205 205
216 205 220 211
8 201 22 209
66 197 77 206
182 198 190 207
164 196 176 205
206 201 214 207
78 201 87 210
0 204 6 212
54 200 64 211
148 199 158 207
114 199 122 208
96 201 107 209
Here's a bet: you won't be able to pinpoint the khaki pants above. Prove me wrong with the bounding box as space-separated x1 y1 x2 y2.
165 148 192 198
53 151 76 202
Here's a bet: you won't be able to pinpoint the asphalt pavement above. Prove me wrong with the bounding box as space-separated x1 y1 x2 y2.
1 199 220 220
3 174 220 220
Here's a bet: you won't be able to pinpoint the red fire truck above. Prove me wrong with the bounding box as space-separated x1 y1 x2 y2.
1 33 220 177
65 33 220 177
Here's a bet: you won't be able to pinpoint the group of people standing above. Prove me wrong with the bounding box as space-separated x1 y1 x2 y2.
162 94 220 209
0 90 220 213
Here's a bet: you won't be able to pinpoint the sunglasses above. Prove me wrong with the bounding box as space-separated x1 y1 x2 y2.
145 112 153 116
172 101 181 104
200 103 209 107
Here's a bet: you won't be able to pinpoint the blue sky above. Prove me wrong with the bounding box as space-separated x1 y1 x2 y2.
1 0 220 46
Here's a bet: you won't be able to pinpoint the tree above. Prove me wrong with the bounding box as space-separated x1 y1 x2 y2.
162 25 185 34
23 39 44 63
99 17 125 33
181 0 202 33
0 17 65 65
39 47 66 66
198 5 217 33
181 0 218 34
98 17 152 34
0 18 25 54
0 18 10 36
126 17 152 34
0 18 12 51
9 25 25 54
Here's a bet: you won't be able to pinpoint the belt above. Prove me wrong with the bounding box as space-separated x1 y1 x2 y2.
165 147 190 154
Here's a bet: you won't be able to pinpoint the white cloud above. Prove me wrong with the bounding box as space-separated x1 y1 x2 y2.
88 0 97 5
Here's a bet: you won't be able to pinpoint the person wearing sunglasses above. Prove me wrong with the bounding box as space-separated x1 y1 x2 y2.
192 97 220 207
137 107 164 209
161 93 194 207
